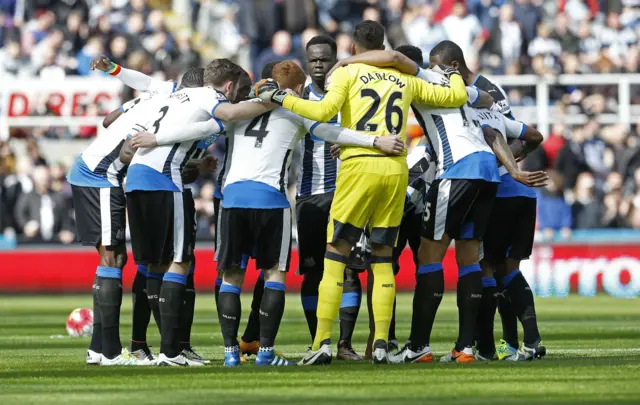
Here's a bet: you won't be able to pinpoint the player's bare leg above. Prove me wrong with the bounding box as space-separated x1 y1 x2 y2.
218 268 245 366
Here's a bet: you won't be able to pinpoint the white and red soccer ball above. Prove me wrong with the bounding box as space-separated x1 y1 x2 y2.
66 308 93 337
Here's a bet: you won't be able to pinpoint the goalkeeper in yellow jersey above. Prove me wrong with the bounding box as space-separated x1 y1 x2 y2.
255 20 468 364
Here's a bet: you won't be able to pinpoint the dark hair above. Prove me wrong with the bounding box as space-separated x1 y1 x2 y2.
306 35 337 57
395 45 423 67
204 58 244 87
180 67 204 88
352 20 385 50
429 40 467 68
260 61 279 79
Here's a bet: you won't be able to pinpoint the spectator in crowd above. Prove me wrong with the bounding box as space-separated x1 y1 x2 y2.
442 2 486 70
402 4 447 60
537 170 572 240
254 30 300 77
513 0 541 45
571 172 602 229
482 3 522 74
14 165 75 244
553 13 580 56
528 22 562 77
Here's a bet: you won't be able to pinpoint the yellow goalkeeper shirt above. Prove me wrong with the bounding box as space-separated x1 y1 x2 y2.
282 63 467 161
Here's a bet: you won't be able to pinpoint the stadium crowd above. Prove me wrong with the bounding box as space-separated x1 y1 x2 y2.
1 0 640 243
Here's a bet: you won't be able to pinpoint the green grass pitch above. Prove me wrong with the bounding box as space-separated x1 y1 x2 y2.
1 294 639 404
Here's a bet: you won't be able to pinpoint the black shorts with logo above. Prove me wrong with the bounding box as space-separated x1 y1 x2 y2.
422 178 498 241
72 185 126 247
483 196 536 264
295 191 333 275
217 207 292 272
127 190 195 265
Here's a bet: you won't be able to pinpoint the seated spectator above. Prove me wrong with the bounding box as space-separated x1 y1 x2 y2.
14 165 75 244
537 170 572 240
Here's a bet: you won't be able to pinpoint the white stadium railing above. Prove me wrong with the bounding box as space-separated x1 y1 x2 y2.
1 74 639 142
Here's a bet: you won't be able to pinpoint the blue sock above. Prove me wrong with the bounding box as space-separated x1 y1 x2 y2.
418 263 443 275
340 292 360 308
459 264 481 278
264 281 285 291
301 295 318 311
482 277 497 288
137 265 148 277
260 281 286 348
97 266 122 279
163 272 187 285
148 271 163 281
503 269 521 288
220 284 241 295
219 284 242 347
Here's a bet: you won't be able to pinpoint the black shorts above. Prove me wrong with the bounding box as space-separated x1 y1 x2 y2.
71 185 126 247
392 210 421 275
483 196 536 264
217 207 292 272
422 178 498 241
127 190 195 265
295 192 333 275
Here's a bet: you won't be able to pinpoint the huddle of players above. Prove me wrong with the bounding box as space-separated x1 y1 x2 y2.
68 36 403 366
252 20 549 364
68 18 547 366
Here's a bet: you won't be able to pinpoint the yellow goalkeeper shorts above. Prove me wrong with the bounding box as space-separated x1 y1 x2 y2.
327 155 408 247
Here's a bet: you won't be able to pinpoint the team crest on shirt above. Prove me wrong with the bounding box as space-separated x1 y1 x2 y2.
304 257 315 268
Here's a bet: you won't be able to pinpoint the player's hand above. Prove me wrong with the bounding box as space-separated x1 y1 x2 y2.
330 144 340 160
130 131 158 148
90 55 112 72
512 170 549 188
430 64 460 78
199 155 218 173
374 135 405 155
253 79 289 105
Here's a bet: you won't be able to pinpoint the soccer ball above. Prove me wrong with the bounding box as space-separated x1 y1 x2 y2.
66 308 93 337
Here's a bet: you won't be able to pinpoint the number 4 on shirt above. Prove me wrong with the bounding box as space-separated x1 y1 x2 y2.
245 111 271 148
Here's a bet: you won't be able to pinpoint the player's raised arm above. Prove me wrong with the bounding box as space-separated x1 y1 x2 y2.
255 66 349 123
301 117 405 155
327 50 420 77
91 55 176 93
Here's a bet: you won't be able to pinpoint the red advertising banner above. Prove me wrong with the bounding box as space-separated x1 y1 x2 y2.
0 244 638 296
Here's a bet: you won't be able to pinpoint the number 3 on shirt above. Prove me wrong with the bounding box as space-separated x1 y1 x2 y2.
355 89 403 135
